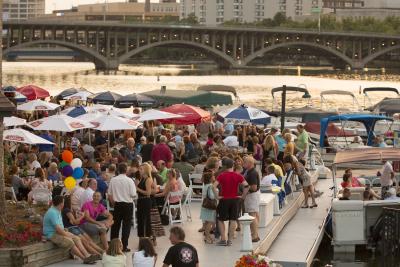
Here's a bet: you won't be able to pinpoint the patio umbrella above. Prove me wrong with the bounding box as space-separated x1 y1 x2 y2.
87 105 134 119
61 105 89 118
28 114 94 132
17 99 60 111
218 104 271 125
14 92 27 103
55 88 87 100
136 109 183 122
4 116 26 127
3 128 54 145
17 85 50 100
64 90 93 101
87 91 122 105
160 104 211 125
114 93 157 108
88 114 140 131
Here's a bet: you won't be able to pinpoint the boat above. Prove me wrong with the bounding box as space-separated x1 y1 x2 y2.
197 85 239 100
363 87 399 108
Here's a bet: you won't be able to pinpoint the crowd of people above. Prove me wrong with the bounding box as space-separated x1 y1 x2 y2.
5 110 320 266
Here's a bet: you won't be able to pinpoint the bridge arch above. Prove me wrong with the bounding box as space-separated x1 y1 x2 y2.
3 40 108 69
361 44 400 67
243 41 355 68
118 40 238 68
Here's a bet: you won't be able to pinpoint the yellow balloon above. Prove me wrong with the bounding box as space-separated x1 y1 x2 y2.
64 176 76 190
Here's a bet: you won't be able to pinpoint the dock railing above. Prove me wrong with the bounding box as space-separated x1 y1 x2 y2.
382 207 400 267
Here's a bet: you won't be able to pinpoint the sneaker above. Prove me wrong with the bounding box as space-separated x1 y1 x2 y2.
226 240 233 246
216 240 227 246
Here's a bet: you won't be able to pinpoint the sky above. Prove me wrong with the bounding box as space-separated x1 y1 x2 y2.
45 0 169 13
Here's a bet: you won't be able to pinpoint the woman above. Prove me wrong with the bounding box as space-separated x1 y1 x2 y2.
10 165 29 201
190 133 203 160
183 136 197 164
155 169 181 204
194 156 207 174
263 135 277 160
47 162 61 183
102 238 126 267
132 238 157 267
200 172 218 244
283 133 295 158
62 195 104 257
136 163 153 239
252 136 263 161
27 153 41 171
285 155 317 208
81 191 114 250
28 168 52 203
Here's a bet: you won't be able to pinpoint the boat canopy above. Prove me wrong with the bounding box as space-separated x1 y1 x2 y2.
286 106 338 122
363 87 399 95
305 121 356 137
333 148 400 165
367 97 400 116
319 114 392 147
197 85 238 98
271 86 311 98
320 90 356 98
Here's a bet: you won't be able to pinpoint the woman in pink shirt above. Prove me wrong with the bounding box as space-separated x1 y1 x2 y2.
80 192 113 250
156 169 181 204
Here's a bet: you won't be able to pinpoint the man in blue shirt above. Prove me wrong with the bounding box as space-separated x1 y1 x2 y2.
43 196 98 264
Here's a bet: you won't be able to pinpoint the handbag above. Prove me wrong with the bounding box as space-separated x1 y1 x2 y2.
202 186 217 210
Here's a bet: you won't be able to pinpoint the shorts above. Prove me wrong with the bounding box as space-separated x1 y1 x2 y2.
217 198 240 221
244 191 260 213
50 234 79 249
67 226 84 236
80 222 107 236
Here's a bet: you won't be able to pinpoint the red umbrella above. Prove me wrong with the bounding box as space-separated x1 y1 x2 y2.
160 104 211 125
17 85 50 100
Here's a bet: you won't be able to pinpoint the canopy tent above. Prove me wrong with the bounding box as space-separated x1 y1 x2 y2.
367 97 400 116
197 85 238 98
305 121 356 137
135 109 183 122
114 93 157 108
64 90 93 101
87 91 122 105
319 114 392 147
217 104 271 125
28 114 94 132
17 99 60 111
3 128 54 145
143 89 232 107
4 116 26 127
17 85 50 100
160 104 211 125
284 106 338 122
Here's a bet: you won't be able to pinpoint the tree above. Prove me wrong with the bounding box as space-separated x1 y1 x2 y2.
180 13 198 25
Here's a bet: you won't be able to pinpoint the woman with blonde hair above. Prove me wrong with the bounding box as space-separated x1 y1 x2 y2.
47 162 61 183
136 163 154 239
102 238 126 267
263 135 277 160
253 136 263 161
283 133 295 158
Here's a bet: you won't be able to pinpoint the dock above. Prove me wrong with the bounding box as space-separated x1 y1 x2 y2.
262 178 333 267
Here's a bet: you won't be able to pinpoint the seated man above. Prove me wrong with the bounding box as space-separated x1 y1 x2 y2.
43 195 98 264
261 165 278 186
157 160 169 184
384 187 400 201
339 188 351 200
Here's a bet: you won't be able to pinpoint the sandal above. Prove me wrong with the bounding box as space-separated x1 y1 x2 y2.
301 205 309 208
310 204 318 208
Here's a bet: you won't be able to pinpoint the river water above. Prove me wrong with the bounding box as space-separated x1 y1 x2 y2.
3 62 400 111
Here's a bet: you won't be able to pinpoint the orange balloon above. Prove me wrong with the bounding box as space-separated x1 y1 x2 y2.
64 176 76 190
61 150 73 163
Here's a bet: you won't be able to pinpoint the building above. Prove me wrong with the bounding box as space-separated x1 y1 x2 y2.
35 1 179 23
180 0 323 25
3 0 45 21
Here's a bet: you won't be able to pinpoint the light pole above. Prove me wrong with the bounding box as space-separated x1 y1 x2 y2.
103 0 108 22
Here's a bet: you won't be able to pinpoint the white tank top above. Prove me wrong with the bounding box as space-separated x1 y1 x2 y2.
132 250 155 267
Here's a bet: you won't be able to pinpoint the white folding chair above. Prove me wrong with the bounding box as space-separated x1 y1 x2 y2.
189 173 203 202
166 191 184 224
32 188 52 205
132 201 137 229
183 188 193 222
5 187 17 202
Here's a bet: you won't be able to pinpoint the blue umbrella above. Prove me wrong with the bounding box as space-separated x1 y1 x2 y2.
65 105 88 118
218 104 271 125
2 86 27 103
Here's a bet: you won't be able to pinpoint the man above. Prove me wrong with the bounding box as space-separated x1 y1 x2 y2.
261 165 278 186
385 188 399 200
223 130 239 147
295 124 309 160
38 131 54 157
242 156 261 242
141 135 155 163
108 163 137 252
43 196 98 264
339 188 351 200
88 162 101 179
80 178 97 208
157 160 169 184
214 158 249 246
71 179 88 212
120 137 139 162
380 160 395 199
151 135 173 166
94 131 108 150
163 226 199 267
173 155 195 186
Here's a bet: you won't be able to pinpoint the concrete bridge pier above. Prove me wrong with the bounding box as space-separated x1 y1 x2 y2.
94 58 119 71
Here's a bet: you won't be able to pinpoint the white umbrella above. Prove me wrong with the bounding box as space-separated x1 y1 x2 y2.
136 109 183 122
88 105 134 119
17 99 60 111
64 91 93 101
3 128 54 145
4 116 26 127
88 114 140 131
77 112 102 122
28 114 94 132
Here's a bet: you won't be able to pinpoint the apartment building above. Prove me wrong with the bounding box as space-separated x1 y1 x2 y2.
3 0 45 21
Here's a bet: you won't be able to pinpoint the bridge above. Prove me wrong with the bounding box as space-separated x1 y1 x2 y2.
3 21 400 70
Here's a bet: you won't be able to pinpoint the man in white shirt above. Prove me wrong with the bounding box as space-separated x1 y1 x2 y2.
261 165 278 186
380 160 395 199
80 178 97 208
223 130 239 147
108 163 137 252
